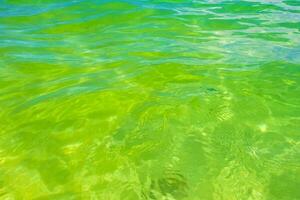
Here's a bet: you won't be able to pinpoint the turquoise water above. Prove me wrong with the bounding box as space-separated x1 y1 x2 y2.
0 0 300 199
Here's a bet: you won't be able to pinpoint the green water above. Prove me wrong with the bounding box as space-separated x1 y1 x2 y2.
1 0 300 199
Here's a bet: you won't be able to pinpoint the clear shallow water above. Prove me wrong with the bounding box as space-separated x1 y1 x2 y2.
0 0 300 199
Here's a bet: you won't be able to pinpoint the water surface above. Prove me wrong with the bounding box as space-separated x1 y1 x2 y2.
0 0 300 199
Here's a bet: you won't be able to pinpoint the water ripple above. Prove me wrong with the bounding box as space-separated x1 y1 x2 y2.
0 0 299 199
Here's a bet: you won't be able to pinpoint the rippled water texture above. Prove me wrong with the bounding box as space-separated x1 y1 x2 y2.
1 0 300 199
